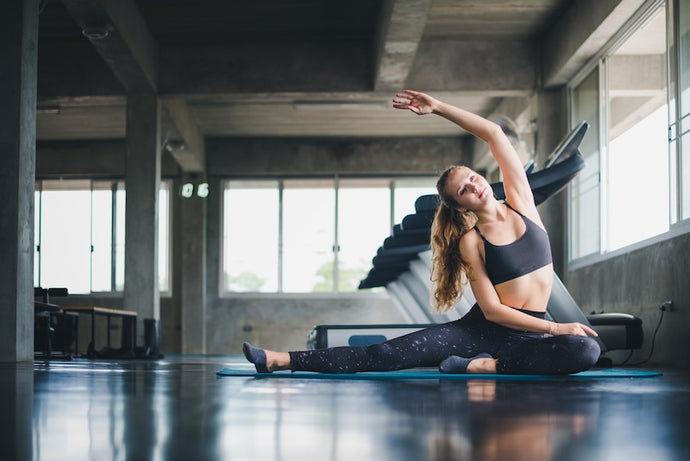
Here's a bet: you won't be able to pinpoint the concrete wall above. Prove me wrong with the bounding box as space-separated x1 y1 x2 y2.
566 232 690 369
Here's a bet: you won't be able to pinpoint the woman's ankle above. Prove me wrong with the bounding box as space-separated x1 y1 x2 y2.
467 357 497 374
266 351 291 371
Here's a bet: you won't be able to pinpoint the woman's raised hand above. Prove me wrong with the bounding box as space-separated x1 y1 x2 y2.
392 89 439 115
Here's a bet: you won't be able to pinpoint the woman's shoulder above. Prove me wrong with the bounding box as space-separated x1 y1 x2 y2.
459 227 482 253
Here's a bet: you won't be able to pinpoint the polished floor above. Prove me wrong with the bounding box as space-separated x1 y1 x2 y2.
2 355 688 461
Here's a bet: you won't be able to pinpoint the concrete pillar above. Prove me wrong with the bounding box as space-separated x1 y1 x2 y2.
124 92 161 347
180 188 207 353
0 0 38 362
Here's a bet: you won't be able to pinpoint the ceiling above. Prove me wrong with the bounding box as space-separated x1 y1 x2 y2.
36 0 573 170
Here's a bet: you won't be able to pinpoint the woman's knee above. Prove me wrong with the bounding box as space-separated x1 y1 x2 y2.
364 342 397 368
579 336 601 367
562 335 600 370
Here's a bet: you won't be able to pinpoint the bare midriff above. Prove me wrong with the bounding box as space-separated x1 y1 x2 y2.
494 264 553 312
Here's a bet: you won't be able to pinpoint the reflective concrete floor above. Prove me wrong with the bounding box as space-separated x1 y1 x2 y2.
2 355 689 461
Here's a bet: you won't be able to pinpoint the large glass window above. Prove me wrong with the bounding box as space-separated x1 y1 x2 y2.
570 69 601 259
393 178 437 224
223 181 279 292
37 180 92 293
606 7 669 250
678 0 690 219
221 177 436 294
336 179 391 292
158 183 171 293
91 182 116 292
569 2 686 259
282 180 336 292
34 180 171 294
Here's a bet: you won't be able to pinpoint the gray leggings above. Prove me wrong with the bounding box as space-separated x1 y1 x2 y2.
290 304 601 375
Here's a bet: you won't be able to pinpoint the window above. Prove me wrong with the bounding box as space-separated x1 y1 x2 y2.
606 7 669 250
158 183 171 293
34 179 171 294
675 0 690 220
336 179 391 292
36 180 93 293
393 178 437 224
569 2 682 259
282 180 336 292
223 181 279 292
570 69 601 259
222 177 436 294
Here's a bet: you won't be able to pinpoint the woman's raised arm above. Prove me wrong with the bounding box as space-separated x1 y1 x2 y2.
393 90 533 209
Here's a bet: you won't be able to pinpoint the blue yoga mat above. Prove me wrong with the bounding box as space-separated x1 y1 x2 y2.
216 367 661 381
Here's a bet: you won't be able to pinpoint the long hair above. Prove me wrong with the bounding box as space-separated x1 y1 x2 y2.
431 166 477 313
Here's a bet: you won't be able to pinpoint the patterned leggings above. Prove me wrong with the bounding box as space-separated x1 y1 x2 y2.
289 304 601 375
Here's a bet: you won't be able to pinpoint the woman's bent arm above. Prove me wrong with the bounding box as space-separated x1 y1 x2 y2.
460 232 597 337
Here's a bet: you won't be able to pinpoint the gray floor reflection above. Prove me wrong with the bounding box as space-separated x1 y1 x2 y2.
11 356 690 460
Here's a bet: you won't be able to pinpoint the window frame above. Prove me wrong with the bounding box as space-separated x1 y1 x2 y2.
33 178 173 296
220 175 437 297
567 0 690 268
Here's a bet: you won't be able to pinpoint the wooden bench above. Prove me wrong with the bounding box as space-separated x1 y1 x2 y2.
62 306 137 358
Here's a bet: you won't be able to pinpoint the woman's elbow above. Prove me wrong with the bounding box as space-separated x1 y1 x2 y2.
484 122 506 143
480 305 502 323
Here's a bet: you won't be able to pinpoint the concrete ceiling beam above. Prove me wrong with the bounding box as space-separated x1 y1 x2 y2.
162 99 205 173
373 0 432 91
406 38 537 92
61 0 158 92
540 0 647 87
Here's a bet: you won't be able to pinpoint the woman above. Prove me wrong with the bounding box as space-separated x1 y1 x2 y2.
243 90 600 375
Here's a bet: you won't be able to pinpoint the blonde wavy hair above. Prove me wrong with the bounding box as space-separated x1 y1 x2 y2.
431 166 478 313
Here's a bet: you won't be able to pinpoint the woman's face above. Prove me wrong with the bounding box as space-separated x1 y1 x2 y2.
445 167 491 212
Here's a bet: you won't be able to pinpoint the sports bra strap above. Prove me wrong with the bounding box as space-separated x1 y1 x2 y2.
473 226 487 241
473 202 519 240
503 201 523 216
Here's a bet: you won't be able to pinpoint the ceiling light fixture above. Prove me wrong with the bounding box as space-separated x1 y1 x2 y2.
165 140 186 152
292 100 388 111
82 26 109 40
37 106 61 115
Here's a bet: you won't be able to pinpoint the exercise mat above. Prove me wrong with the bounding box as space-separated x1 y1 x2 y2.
216 367 661 380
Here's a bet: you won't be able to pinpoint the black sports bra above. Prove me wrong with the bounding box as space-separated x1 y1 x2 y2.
474 203 552 285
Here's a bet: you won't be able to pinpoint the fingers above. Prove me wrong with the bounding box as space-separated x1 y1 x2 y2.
568 323 599 337
581 324 599 337
393 89 421 105
392 93 414 107
392 103 419 114
394 89 418 98
555 322 597 337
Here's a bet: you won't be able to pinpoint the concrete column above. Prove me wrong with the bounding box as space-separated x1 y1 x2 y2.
0 0 38 362
124 92 161 347
180 189 207 353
